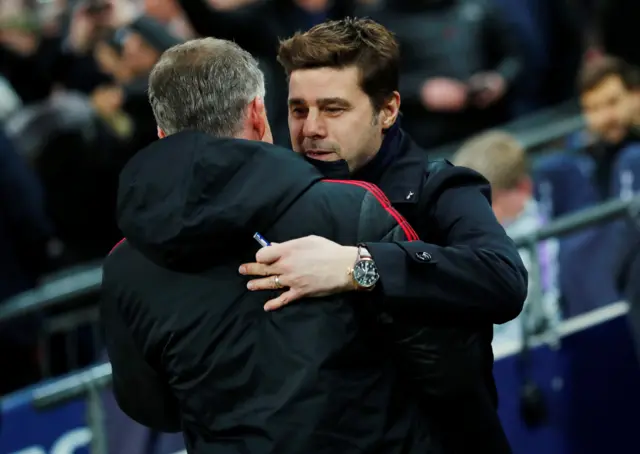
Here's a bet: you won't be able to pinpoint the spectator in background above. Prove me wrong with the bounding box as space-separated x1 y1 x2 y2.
453 131 560 344
92 32 135 139
93 32 132 84
491 0 582 115
0 0 125 103
0 128 52 304
0 128 53 394
578 56 640 198
0 74 22 121
0 2 184 266
91 15 183 154
143 0 194 39
524 56 640 317
580 57 638 146
358 0 524 148
625 65 640 128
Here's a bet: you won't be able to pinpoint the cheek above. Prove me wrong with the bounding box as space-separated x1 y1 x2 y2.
586 111 605 130
328 119 356 148
331 119 377 161
288 119 303 151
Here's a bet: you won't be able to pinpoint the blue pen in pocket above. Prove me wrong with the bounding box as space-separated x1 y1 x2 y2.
253 232 271 248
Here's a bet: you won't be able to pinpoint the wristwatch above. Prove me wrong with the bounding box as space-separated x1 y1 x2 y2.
350 245 379 290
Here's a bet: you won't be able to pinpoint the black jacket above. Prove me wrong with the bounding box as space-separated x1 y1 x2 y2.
309 125 528 454
100 131 440 453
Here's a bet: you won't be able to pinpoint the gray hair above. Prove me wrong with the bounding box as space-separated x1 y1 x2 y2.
148 38 266 137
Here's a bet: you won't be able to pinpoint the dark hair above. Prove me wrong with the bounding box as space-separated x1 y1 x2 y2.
578 56 637 94
277 17 400 111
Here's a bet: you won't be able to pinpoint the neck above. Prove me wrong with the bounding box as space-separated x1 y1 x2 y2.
351 122 402 182
494 203 528 226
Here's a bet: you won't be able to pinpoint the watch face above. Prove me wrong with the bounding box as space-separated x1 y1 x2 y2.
353 260 379 288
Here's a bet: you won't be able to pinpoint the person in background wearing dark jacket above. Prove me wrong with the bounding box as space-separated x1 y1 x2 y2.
0 128 53 394
91 15 184 155
101 37 439 454
241 18 528 453
357 0 524 148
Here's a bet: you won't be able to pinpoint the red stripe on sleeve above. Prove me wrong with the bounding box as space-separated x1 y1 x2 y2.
323 179 419 241
109 238 127 255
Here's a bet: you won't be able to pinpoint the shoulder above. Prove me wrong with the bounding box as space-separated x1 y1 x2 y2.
321 179 418 242
396 156 493 223
320 179 395 209
102 238 137 290
105 238 129 268
321 178 382 195
315 179 374 205
422 158 490 197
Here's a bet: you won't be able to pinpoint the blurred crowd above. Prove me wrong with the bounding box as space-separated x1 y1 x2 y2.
453 55 640 353
0 0 639 396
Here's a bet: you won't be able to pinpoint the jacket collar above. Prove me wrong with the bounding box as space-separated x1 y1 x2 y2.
306 121 426 206
369 127 426 206
352 120 403 183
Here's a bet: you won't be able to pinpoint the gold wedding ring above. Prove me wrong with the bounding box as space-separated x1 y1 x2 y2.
274 275 283 289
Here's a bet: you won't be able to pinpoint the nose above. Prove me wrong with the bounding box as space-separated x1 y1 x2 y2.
602 107 619 125
302 110 326 138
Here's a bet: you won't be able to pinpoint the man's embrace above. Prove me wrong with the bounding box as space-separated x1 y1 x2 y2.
101 37 444 453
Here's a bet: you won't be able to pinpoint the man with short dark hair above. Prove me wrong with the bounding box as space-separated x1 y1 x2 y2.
241 18 528 453
101 37 440 454
578 56 637 145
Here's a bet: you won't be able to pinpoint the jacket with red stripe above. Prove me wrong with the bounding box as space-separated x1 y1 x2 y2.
101 131 467 454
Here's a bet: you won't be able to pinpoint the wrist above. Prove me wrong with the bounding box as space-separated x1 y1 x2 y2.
344 246 359 291
349 244 379 291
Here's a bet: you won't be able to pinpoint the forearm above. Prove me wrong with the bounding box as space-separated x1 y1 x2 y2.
366 240 527 324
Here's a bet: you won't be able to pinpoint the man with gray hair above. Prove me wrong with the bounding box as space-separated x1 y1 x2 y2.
100 37 437 454
148 37 270 140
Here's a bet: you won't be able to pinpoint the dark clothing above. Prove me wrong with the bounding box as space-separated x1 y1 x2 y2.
0 129 52 301
308 124 527 453
598 0 640 67
360 0 523 147
0 129 51 394
583 130 640 199
101 131 439 453
618 233 640 359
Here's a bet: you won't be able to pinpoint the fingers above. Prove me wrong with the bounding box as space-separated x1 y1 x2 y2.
246 275 286 291
255 242 285 264
264 289 300 312
255 236 316 264
239 262 273 276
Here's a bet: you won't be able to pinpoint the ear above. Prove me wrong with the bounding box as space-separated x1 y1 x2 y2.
379 91 401 130
518 175 533 197
157 127 166 139
249 96 272 142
